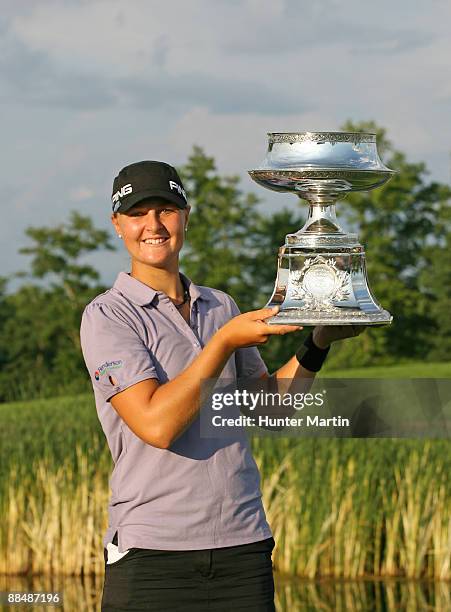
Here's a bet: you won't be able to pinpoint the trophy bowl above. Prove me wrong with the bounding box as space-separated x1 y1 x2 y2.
248 132 395 326
249 131 394 200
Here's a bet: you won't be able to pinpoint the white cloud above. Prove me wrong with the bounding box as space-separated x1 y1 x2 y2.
2 0 451 284
69 187 95 202
169 106 339 174
9 0 447 77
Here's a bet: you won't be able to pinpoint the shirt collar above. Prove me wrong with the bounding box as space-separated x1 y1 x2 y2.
113 271 212 307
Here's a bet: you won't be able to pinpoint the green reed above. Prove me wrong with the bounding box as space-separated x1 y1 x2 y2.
252 437 450 579
0 396 449 578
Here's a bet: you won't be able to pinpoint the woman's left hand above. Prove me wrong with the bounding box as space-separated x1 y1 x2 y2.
312 325 366 349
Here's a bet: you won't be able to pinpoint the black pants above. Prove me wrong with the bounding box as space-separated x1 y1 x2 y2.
101 536 276 611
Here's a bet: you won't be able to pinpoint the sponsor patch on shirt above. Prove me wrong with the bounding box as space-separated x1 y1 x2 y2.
94 360 123 381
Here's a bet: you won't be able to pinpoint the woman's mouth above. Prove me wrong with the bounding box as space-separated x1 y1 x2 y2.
141 237 169 246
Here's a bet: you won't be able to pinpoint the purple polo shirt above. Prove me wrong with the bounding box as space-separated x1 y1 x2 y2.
80 271 272 552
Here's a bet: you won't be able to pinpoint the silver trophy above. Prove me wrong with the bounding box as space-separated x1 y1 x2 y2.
249 132 394 325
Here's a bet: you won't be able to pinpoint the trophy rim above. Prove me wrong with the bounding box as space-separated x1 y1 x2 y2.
248 168 396 196
267 131 377 144
268 131 377 135
248 168 396 177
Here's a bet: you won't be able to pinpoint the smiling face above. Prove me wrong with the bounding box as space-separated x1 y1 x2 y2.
111 198 190 273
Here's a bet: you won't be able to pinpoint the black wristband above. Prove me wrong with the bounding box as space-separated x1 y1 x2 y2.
295 332 330 372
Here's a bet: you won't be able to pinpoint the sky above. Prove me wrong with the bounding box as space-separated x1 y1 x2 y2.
2 0 451 288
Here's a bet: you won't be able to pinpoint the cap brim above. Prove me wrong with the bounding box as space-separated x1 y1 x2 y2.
115 189 187 212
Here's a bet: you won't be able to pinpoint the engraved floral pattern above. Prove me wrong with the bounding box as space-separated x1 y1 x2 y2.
286 234 360 247
268 132 376 145
250 169 387 181
288 256 351 309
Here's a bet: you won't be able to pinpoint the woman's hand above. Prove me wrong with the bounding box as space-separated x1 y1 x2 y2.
312 324 366 349
218 306 302 351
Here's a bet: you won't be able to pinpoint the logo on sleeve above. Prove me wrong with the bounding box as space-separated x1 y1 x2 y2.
94 360 123 381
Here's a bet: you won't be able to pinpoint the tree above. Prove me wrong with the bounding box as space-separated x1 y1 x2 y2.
325 120 451 368
0 213 115 402
2 139 448 403
18 211 115 299
178 146 263 311
420 196 451 359
178 146 311 371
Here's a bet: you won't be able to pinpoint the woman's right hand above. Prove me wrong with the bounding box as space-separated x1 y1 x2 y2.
217 306 302 351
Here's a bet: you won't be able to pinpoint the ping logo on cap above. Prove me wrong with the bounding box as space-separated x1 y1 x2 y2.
169 180 187 200
112 183 133 204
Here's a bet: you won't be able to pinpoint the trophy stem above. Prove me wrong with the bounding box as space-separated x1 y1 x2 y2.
303 201 344 234
288 198 344 241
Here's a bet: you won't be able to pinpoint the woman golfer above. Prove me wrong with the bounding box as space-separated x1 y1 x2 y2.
80 160 361 611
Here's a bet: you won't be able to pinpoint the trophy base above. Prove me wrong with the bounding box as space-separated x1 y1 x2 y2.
266 308 392 326
265 239 392 327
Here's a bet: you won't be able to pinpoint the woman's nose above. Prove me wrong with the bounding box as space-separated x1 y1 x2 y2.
144 210 164 231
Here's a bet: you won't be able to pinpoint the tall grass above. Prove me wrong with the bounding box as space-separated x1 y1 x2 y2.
0 395 450 579
252 437 450 579
1 445 110 576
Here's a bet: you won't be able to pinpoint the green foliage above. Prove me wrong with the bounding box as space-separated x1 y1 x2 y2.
325 120 451 368
178 147 308 371
18 211 115 300
178 146 262 311
0 285 96 402
420 196 451 359
0 214 115 402
1 133 449 402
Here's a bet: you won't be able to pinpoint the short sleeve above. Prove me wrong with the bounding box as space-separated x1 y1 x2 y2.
228 297 268 379
80 302 158 402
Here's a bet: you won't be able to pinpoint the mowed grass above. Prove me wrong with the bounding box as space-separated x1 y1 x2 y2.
0 364 450 579
322 361 451 378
